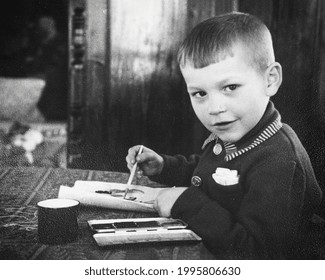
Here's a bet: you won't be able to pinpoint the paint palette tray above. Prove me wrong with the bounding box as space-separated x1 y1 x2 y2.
88 217 202 246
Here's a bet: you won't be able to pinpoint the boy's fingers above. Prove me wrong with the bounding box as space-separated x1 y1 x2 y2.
127 162 133 171
136 154 143 162
136 151 151 163
125 154 131 164
128 145 142 164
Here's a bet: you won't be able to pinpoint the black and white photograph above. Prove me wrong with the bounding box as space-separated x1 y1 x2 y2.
1 0 325 278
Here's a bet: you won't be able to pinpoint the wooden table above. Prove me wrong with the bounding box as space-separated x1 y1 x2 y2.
0 167 215 260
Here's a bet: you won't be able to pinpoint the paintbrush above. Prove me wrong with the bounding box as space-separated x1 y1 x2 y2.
126 145 144 186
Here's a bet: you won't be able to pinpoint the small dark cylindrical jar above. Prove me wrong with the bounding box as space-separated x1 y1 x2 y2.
37 198 80 245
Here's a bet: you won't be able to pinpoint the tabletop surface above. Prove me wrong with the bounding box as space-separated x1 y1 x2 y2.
0 167 215 260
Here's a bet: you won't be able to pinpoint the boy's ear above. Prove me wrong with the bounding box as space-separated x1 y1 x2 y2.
265 62 282 97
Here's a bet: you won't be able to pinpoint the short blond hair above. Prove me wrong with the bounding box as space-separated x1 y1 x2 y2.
178 12 275 72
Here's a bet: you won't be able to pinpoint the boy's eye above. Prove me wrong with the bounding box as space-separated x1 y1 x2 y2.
191 91 207 98
224 84 239 92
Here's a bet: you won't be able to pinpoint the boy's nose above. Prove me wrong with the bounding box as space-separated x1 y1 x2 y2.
208 95 226 115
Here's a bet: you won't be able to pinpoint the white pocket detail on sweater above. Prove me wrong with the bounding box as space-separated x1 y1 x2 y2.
212 167 239 186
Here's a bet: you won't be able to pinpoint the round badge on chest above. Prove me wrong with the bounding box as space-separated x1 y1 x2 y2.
213 143 223 155
191 176 202 187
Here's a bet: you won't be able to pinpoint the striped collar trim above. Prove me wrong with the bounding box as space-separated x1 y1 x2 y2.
202 116 283 161
224 142 237 157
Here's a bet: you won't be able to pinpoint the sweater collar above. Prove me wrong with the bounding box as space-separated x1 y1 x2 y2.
202 101 283 161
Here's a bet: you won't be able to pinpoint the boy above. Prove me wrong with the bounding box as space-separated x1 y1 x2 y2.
126 12 323 259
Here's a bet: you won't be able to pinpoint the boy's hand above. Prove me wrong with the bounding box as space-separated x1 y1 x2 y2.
126 145 164 177
153 187 187 217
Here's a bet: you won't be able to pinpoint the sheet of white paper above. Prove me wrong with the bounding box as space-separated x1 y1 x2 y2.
58 181 167 213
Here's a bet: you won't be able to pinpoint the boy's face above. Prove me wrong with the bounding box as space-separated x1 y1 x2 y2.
180 42 271 143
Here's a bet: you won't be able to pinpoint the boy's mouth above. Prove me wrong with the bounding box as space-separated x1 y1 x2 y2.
212 120 236 130
213 120 236 127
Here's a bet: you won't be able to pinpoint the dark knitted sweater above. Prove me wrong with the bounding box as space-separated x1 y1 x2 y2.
151 102 323 259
